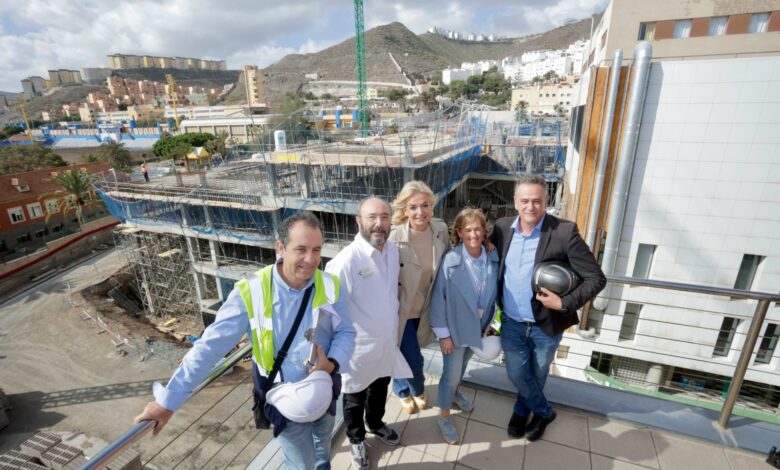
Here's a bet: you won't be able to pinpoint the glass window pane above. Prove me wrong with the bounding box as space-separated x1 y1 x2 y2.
756 323 779 364
673 19 692 38
734 254 764 290
646 23 655 40
619 303 641 341
748 13 770 33
633 244 656 279
714 317 740 356
709 16 728 36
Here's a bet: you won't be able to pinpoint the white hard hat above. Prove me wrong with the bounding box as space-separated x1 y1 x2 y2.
470 335 501 360
266 370 333 423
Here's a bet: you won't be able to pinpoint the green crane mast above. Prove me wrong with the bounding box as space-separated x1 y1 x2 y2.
353 0 368 137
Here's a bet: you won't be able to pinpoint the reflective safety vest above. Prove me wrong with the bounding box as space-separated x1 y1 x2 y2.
236 265 340 377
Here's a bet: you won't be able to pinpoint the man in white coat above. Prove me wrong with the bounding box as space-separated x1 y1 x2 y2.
326 197 411 470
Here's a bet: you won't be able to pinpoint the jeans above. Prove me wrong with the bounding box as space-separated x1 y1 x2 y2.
343 376 391 444
392 318 426 398
436 346 474 410
501 316 562 418
277 411 335 470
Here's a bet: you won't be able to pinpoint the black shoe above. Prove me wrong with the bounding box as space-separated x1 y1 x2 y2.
525 411 557 441
507 412 528 438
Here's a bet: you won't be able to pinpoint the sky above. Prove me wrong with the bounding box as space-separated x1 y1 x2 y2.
0 0 608 93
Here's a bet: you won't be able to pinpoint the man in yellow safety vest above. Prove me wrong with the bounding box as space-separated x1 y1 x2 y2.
135 211 356 469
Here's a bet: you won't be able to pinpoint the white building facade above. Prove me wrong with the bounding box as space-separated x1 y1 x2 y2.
560 56 780 399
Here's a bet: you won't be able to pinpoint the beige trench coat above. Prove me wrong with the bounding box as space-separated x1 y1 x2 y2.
388 218 450 348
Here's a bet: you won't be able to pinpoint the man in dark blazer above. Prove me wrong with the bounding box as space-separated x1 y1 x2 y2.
489 174 606 442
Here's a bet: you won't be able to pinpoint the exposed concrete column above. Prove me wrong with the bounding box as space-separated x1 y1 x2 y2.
184 235 207 305
179 204 206 307
209 240 224 300
403 167 415 184
271 209 281 234
267 162 278 194
456 182 466 207
298 164 311 199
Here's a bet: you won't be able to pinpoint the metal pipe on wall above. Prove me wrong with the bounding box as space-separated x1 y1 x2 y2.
592 41 653 311
585 48 623 250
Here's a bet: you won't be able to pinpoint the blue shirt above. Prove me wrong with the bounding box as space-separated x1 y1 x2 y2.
154 262 355 411
502 215 544 322
462 244 490 311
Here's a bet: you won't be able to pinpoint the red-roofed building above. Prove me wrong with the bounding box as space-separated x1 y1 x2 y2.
0 163 112 260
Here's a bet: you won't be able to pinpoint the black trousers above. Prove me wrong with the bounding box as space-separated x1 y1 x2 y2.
343 376 391 444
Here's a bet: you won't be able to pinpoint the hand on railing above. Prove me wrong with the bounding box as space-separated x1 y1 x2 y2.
133 401 174 436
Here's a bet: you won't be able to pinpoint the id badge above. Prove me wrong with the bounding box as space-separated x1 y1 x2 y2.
477 308 485 319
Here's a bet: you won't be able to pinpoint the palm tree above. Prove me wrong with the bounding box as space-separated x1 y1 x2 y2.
205 130 231 157
42 169 100 227
96 141 133 172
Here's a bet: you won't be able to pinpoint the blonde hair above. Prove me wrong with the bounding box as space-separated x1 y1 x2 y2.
450 208 489 247
392 180 437 226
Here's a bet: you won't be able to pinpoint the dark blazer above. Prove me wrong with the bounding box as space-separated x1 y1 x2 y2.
489 214 606 337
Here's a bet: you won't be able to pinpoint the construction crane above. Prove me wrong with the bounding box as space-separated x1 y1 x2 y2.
165 73 181 132
353 0 368 137
18 100 32 136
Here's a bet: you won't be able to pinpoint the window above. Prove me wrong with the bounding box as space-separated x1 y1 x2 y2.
26 203 43 219
708 16 728 36
748 13 770 33
756 323 779 364
7 207 25 224
45 199 59 214
638 22 656 40
34 229 48 239
590 351 613 374
557 345 569 359
673 19 692 38
16 233 32 244
587 309 603 334
734 254 764 290
619 303 642 341
51 223 64 233
714 317 740 357
632 244 656 279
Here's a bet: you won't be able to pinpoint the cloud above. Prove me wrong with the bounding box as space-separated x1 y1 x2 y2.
0 0 606 92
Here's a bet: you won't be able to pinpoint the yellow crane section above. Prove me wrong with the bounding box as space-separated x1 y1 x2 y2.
165 74 180 131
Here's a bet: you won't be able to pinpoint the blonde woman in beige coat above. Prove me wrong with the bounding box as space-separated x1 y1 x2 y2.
387 181 450 414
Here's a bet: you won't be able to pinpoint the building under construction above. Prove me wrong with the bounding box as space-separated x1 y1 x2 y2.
96 109 565 326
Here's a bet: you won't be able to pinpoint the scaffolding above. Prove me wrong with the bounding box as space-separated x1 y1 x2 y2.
96 107 565 326
114 227 204 325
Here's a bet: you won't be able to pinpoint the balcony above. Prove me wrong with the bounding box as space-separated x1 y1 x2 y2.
0 253 778 469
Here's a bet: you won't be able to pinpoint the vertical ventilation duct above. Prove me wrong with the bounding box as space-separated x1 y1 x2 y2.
593 41 653 311
585 49 623 250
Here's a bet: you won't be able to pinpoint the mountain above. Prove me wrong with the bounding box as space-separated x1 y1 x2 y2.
258 17 595 106
113 68 241 90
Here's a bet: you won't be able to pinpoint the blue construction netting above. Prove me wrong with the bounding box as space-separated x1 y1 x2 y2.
94 113 502 245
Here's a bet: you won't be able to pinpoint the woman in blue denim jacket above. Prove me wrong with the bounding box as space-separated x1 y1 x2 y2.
429 208 499 444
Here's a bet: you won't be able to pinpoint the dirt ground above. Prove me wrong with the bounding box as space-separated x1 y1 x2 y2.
0 249 252 464
79 274 194 366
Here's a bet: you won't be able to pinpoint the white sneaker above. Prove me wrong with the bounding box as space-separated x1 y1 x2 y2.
350 441 369 470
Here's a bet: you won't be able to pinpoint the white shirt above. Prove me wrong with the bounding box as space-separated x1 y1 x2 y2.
326 234 410 393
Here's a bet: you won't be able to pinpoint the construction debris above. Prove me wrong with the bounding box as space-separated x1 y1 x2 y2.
0 433 89 470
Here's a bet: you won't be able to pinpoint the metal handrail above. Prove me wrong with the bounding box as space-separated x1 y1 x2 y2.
600 275 780 428
83 276 780 468
80 342 252 470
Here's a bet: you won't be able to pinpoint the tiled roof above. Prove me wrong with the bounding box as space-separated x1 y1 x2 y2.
0 163 110 204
